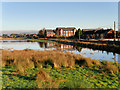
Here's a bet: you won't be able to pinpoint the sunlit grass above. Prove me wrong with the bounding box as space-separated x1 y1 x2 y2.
2 49 120 88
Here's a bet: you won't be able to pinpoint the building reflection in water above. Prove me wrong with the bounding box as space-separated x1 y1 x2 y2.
107 51 109 55
38 42 119 63
75 46 82 52
38 42 44 48
38 42 82 52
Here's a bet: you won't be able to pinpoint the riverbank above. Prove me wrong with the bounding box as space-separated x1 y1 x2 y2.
26 38 53 42
2 49 120 88
0 38 25 40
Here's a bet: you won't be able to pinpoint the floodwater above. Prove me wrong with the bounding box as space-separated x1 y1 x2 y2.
1 40 120 63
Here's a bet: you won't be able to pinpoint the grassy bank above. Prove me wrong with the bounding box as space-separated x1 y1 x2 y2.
0 38 25 40
1 49 120 88
26 39 54 43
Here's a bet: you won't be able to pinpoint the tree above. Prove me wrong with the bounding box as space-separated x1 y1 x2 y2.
38 29 45 38
38 30 44 35
2 34 8 38
10 34 18 38
75 28 82 39
2 34 8 37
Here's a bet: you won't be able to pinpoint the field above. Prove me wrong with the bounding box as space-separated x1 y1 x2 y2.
1 49 120 88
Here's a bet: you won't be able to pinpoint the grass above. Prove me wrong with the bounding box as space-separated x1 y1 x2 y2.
0 38 25 40
1 49 120 88
26 39 53 42
2 64 119 88
2 66 37 88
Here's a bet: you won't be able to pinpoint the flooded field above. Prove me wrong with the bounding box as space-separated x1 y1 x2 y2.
1 40 120 63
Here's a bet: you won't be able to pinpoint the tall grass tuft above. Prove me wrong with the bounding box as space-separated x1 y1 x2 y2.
2 49 119 74
35 69 52 88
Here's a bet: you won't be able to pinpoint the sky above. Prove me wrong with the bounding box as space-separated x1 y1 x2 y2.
2 2 118 31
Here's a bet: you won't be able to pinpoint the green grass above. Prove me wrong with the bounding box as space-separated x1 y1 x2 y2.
44 66 119 88
26 39 54 42
0 38 26 40
2 49 120 88
1 63 119 88
2 66 37 88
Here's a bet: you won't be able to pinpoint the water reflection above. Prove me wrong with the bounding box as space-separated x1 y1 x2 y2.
38 42 119 62
113 53 116 63
38 42 82 52
1 40 120 62
39 42 44 48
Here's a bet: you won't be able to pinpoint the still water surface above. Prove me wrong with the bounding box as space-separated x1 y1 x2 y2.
1 40 120 63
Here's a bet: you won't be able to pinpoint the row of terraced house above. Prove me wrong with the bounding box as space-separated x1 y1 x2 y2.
39 27 77 37
39 27 120 39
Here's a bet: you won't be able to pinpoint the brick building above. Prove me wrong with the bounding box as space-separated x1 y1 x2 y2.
56 27 76 37
82 28 114 39
45 29 56 37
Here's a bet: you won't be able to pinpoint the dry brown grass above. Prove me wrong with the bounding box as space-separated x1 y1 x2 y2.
35 69 52 88
91 59 101 66
35 69 67 88
74 56 94 67
2 49 119 74
2 49 77 72
104 61 118 74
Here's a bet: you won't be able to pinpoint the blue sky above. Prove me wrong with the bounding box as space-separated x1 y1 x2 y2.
2 2 118 31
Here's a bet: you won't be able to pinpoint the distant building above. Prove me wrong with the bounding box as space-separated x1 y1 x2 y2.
82 28 114 39
82 29 103 39
25 34 38 39
116 31 120 38
38 27 76 37
94 29 114 39
45 29 56 37
56 27 76 37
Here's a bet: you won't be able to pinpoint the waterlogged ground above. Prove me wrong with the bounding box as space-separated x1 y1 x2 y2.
2 65 119 88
